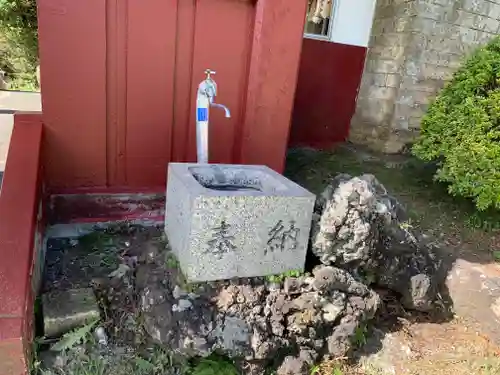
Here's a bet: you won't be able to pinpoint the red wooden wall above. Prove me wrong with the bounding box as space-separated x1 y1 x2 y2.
290 39 367 148
37 0 308 190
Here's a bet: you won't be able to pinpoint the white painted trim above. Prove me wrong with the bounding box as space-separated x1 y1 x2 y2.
304 0 377 48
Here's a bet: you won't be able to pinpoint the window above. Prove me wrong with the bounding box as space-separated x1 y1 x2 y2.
304 0 335 40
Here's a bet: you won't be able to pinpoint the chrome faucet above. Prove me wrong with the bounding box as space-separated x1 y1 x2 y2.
198 70 231 118
210 102 231 118
196 69 231 164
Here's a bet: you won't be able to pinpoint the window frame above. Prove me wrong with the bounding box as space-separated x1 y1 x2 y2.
303 0 337 42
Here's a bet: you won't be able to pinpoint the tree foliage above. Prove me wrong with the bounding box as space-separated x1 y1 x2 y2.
413 37 500 211
0 0 38 89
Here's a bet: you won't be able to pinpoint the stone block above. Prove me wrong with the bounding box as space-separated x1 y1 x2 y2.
355 97 394 125
361 72 387 88
367 58 401 74
43 288 100 338
414 2 447 21
385 73 401 88
367 86 398 101
489 3 500 20
408 116 422 129
394 16 412 32
421 63 455 80
400 76 443 93
165 163 315 282
461 0 491 16
481 16 500 33
452 10 478 29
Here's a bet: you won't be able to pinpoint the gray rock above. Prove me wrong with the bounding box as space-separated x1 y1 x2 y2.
277 356 309 375
313 266 369 296
172 285 187 299
284 277 302 295
136 246 380 374
211 316 251 356
312 173 443 312
322 299 345 323
172 299 193 312
375 221 441 312
312 175 382 266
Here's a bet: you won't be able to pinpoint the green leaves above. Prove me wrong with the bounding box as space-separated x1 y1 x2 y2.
50 318 99 352
413 36 500 211
0 0 38 90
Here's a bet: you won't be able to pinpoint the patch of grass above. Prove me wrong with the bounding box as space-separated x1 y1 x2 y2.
266 269 304 284
165 252 180 269
311 359 373 375
473 357 500 375
78 230 120 269
131 347 179 375
164 252 198 294
190 354 239 375
352 324 368 349
79 231 115 250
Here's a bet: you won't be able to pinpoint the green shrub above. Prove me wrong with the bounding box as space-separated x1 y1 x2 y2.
0 0 38 90
413 36 500 211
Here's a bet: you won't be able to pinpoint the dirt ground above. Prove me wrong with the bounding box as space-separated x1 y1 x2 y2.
285 145 500 375
37 145 500 375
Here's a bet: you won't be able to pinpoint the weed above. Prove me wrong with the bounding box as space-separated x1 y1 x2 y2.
493 251 500 262
352 324 368 348
359 269 377 285
310 364 320 374
266 269 303 284
190 354 239 375
71 356 106 375
165 252 198 293
50 318 99 352
399 220 414 230
79 231 115 251
165 252 180 269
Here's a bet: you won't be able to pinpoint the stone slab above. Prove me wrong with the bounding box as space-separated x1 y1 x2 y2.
446 259 500 345
165 163 315 282
42 288 100 338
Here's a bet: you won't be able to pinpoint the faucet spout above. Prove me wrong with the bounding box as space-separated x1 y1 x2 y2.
210 103 231 118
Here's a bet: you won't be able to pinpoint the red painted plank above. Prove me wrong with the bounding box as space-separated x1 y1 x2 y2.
172 0 196 163
0 338 25 375
125 0 177 187
240 0 309 173
37 0 107 188
106 0 128 186
0 114 42 317
186 0 254 164
290 39 367 148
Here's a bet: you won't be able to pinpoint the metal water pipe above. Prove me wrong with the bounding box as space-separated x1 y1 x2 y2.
196 69 231 164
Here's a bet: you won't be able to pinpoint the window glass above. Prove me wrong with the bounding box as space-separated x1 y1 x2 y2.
304 0 334 38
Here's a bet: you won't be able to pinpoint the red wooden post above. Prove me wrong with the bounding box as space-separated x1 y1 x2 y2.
37 0 107 188
0 113 43 375
240 0 309 172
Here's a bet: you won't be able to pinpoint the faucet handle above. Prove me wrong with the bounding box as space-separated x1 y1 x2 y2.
205 69 216 80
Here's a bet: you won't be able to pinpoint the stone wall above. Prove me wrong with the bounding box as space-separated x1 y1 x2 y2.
350 0 500 153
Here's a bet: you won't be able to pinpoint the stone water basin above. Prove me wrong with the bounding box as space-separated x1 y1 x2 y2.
165 163 316 282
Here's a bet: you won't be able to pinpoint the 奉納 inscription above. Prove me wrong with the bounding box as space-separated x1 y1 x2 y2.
206 220 236 258
266 220 300 254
